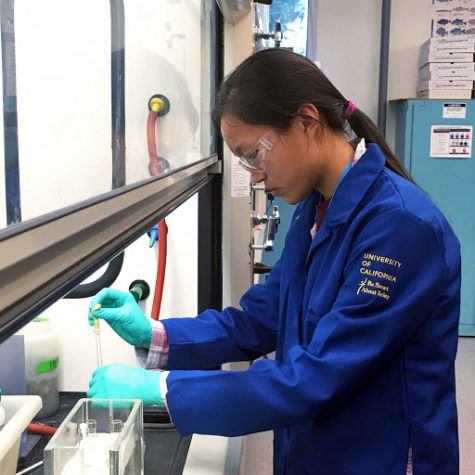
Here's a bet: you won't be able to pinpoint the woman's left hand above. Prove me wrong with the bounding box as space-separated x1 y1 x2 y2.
87 363 164 407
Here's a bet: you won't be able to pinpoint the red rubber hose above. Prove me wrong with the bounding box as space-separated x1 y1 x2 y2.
151 220 167 320
147 107 168 320
147 110 158 162
27 423 57 436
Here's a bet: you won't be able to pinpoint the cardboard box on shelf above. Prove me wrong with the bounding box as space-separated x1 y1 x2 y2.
416 79 474 92
427 34 475 45
420 38 475 55
419 52 475 67
416 89 473 99
419 62 475 80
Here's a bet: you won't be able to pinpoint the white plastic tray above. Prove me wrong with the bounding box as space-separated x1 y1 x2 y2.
0 395 42 475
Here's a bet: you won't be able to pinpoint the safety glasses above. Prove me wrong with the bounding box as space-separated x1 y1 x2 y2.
236 131 279 172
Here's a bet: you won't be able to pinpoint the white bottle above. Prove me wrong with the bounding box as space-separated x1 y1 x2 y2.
0 388 5 429
17 317 60 418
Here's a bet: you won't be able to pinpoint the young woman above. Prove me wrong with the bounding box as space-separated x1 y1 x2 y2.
88 49 460 475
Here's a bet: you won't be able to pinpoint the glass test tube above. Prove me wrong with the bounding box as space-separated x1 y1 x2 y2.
91 304 103 368
94 331 103 368
86 419 97 435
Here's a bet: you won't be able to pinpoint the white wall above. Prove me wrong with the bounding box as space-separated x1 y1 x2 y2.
315 0 431 123
316 0 382 122
314 0 436 152
388 0 431 101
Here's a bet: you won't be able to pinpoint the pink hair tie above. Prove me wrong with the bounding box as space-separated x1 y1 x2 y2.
344 100 356 118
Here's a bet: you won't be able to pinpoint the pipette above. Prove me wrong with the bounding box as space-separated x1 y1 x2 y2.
91 304 103 368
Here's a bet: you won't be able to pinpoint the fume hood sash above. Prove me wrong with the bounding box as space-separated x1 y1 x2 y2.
0 156 218 343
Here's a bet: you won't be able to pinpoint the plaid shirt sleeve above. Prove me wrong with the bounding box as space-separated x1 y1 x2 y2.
135 319 171 413
147 319 170 369
135 319 169 370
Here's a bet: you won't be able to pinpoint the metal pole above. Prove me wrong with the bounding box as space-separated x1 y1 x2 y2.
306 0 318 62
377 0 391 134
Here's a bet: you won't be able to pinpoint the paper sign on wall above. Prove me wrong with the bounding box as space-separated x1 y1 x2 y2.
231 158 250 197
430 125 472 159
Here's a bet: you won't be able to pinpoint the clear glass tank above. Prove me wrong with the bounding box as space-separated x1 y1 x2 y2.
44 399 143 475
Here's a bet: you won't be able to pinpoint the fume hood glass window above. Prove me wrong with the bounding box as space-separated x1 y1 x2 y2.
124 0 214 184
270 0 308 55
0 0 215 228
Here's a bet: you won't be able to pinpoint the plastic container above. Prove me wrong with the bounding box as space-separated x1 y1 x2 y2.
44 398 144 474
0 395 42 475
17 317 60 418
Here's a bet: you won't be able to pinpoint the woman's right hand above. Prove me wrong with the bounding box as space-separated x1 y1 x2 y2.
88 288 152 348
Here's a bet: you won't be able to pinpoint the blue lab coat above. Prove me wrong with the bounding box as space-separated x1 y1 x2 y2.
162 144 460 474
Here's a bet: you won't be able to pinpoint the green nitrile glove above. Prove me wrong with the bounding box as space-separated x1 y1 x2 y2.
88 288 152 348
87 363 164 407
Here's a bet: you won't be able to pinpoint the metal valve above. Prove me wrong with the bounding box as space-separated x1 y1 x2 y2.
251 204 280 251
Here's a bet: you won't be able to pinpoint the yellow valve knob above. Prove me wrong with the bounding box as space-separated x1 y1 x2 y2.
149 97 165 113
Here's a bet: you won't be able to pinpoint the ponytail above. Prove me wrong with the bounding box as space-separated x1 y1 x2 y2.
347 107 414 183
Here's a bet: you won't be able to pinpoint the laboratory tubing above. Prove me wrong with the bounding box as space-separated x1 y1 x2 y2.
27 422 57 436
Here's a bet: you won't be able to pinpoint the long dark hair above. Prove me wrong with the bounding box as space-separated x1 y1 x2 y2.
213 48 413 182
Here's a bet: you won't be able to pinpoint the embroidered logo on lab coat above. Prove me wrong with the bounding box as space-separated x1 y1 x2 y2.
356 253 402 301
